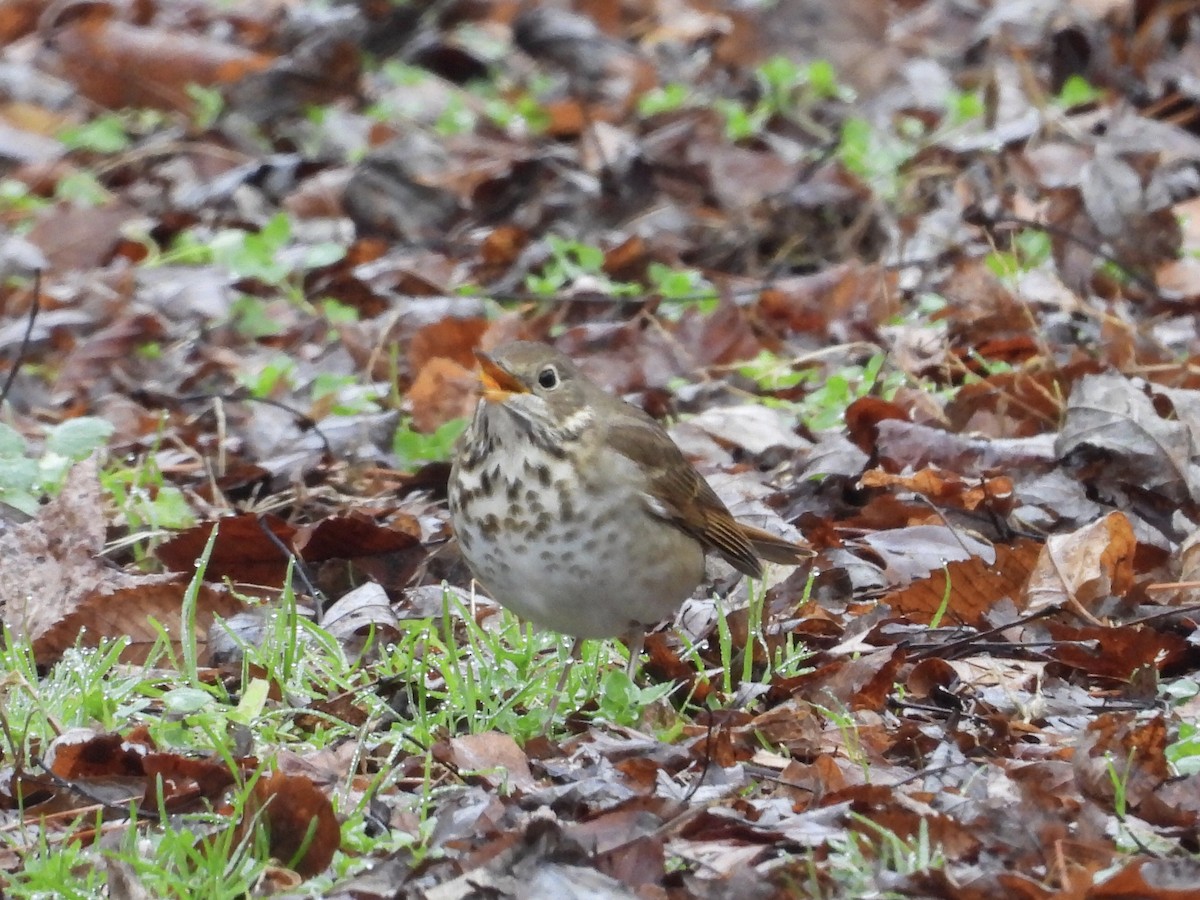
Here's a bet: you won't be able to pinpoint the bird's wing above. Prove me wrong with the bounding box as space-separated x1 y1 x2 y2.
606 418 764 578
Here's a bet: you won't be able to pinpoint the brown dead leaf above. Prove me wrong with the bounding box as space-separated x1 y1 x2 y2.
196 461 272 505
1091 858 1200 899
43 729 248 815
448 732 536 793
750 702 827 760
1045 185 1103 296
25 200 140 272
49 731 151 780
777 755 848 808
1024 512 1136 619
1074 713 1169 812
755 262 898 335
294 511 421 561
934 256 1028 348
675 299 764 371
33 578 244 667
844 396 909 457
1180 526 1200 586
857 525 997 586
408 317 489 373
945 360 1102 437
238 772 339 878
573 803 666 890
1140 773 1200 831
0 0 43 43
156 514 297 587
282 167 352 220
55 313 168 394
541 98 589 137
141 752 246 808
298 692 370 730
872 419 1058 476
793 647 905 712
0 459 241 664
408 356 478 433
160 510 425 596
47 8 272 113
1080 150 1182 270
859 467 1014 513
1043 621 1189 681
883 539 1043 627
427 818 638 898
834 784 982 862
905 657 960 699
1158 197 1200 296
226 35 361 124
479 225 530 269
1057 372 1200 507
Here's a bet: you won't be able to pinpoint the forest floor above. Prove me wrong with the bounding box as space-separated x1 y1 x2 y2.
2 0 1200 897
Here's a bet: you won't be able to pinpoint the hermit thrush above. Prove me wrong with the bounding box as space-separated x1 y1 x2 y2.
448 342 812 711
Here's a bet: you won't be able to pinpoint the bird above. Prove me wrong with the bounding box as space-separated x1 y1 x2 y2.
447 341 812 720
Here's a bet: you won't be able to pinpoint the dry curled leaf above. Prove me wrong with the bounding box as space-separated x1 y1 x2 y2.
1024 512 1136 619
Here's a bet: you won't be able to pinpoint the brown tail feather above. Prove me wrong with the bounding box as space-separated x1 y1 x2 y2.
738 522 814 566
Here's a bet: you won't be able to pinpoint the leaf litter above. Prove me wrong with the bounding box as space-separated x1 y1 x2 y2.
2 0 1200 895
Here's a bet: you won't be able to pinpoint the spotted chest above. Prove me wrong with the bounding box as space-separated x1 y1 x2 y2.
448 408 707 639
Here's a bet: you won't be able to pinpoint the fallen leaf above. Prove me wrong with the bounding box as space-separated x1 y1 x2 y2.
1024 512 1136 619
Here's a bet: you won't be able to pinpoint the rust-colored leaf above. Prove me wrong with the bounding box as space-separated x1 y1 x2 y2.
408 355 478 433
883 540 1043 627
48 10 272 113
156 514 297 587
238 773 340 878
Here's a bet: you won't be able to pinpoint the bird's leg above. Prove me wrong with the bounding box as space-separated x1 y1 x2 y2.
624 628 645 679
543 635 584 730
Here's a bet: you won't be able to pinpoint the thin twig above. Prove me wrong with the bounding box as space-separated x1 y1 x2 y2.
0 271 40 410
256 515 326 623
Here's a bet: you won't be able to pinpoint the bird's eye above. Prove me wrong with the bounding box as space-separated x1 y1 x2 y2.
537 366 559 389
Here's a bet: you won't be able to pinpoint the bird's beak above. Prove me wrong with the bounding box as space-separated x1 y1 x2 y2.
475 350 527 403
